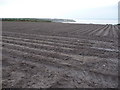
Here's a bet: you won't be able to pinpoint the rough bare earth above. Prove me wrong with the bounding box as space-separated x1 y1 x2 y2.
2 21 119 88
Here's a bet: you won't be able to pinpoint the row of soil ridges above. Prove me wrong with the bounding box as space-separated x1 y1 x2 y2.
2 21 119 88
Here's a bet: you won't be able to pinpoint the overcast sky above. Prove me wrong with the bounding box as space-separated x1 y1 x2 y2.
0 0 119 19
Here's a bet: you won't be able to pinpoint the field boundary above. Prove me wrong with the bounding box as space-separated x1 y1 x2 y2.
0 19 2 89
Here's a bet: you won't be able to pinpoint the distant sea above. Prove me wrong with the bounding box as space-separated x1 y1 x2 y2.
63 19 118 25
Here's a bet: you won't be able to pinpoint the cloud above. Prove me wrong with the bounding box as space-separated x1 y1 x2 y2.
0 0 119 18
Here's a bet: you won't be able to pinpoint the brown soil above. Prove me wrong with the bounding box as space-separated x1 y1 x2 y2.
2 21 119 88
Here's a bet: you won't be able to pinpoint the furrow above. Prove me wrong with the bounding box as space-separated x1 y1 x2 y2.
2 38 74 51
2 39 118 59
2 36 93 48
80 26 101 35
68 24 92 34
3 31 113 44
113 25 119 35
112 26 118 38
2 32 94 45
2 47 86 72
89 25 106 35
2 54 67 72
2 38 95 55
70 27 92 35
3 47 118 77
3 31 84 42
3 41 85 64
108 25 114 38
95 25 109 36
2 36 117 52
103 25 111 37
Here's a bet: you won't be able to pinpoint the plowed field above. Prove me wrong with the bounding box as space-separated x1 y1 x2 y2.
2 21 119 88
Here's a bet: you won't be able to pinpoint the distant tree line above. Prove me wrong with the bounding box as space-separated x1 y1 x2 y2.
2 18 52 22
2 18 76 23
